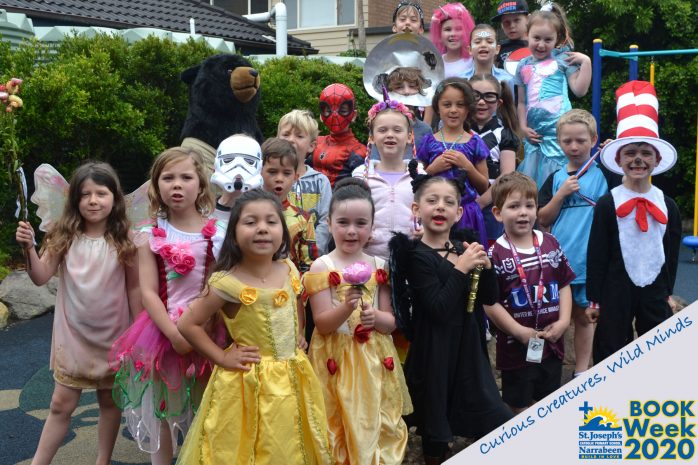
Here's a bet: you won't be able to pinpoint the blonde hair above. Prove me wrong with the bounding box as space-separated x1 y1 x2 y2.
277 109 319 141
557 108 597 139
41 161 136 265
147 147 215 218
491 172 538 210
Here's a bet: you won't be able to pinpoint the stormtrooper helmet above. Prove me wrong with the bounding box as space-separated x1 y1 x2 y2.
211 134 264 192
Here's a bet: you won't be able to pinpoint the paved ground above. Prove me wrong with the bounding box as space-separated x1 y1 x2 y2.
1 244 696 465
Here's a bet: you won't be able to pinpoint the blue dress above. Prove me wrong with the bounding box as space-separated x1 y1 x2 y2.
416 131 488 245
514 47 579 187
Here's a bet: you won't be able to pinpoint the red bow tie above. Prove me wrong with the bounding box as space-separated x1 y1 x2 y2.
616 197 667 232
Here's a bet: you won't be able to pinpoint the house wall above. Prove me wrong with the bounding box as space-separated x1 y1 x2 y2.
367 0 443 29
269 0 445 56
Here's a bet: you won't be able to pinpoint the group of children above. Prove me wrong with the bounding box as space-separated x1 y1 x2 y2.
15 1 683 465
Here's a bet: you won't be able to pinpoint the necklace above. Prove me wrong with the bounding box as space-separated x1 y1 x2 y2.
439 130 466 152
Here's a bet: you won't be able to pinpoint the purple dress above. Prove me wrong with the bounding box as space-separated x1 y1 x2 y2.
417 131 488 245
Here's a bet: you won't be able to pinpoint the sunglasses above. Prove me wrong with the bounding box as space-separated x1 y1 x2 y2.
473 90 499 103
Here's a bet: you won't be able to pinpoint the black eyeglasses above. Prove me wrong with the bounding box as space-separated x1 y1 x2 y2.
473 90 499 103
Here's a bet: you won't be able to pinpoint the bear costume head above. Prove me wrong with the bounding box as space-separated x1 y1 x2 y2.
180 54 264 172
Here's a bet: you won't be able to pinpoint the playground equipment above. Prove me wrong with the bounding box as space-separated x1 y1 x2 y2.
591 40 698 261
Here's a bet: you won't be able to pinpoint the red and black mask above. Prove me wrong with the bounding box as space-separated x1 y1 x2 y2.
319 83 356 134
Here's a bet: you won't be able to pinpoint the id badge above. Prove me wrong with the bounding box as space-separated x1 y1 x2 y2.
526 336 544 364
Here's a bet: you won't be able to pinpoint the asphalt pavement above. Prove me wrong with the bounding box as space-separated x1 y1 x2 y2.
0 243 696 465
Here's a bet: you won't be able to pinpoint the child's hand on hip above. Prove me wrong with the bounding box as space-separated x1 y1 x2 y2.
523 126 542 144
221 343 261 371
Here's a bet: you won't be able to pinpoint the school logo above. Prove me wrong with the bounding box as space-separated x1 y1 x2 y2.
578 402 623 459
546 248 562 269
577 400 697 460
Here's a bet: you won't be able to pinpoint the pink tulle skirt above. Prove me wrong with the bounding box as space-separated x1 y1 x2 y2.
109 310 227 453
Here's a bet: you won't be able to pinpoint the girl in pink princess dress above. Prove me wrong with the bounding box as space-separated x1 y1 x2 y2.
110 147 227 465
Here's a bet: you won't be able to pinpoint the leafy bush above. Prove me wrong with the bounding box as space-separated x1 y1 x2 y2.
255 56 373 142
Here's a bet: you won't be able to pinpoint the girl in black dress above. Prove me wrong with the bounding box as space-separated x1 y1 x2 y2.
389 161 512 464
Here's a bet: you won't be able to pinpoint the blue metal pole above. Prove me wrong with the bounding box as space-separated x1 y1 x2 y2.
628 44 639 80
592 39 602 150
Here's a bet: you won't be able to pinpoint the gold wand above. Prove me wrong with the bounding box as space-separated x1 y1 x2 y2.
466 265 483 313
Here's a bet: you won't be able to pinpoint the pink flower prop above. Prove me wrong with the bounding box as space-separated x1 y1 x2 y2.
185 363 196 378
174 255 195 275
152 227 166 238
342 261 372 286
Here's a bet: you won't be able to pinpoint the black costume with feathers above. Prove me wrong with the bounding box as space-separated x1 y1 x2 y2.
387 161 512 443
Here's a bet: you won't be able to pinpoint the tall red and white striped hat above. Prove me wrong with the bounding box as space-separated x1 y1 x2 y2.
600 80 676 175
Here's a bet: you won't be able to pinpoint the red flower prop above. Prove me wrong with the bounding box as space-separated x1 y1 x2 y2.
354 324 372 343
152 227 166 238
327 358 338 375
375 269 388 285
383 357 395 371
328 271 341 286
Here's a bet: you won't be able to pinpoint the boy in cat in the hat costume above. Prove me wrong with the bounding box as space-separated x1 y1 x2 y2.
585 80 681 364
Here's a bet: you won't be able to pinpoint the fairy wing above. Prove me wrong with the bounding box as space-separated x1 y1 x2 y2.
30 163 68 232
124 180 151 232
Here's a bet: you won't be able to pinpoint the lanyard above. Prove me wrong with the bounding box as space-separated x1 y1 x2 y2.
505 232 545 330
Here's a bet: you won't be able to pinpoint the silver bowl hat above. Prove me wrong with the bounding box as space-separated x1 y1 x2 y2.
363 33 444 107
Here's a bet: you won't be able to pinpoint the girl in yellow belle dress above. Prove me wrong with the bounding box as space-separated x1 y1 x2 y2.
304 178 412 465
176 189 332 465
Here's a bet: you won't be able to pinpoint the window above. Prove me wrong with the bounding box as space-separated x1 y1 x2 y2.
284 0 355 29
213 0 268 15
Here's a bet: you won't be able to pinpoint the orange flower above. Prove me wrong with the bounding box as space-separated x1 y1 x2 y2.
273 290 289 307
239 287 258 305
291 276 301 294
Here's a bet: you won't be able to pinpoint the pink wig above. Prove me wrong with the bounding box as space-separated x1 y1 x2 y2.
429 3 475 59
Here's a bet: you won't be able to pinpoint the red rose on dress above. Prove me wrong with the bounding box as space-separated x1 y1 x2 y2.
201 219 217 239
354 324 372 343
383 357 395 371
328 271 341 286
159 244 174 261
152 227 166 238
375 269 388 285
327 358 338 375
173 255 196 275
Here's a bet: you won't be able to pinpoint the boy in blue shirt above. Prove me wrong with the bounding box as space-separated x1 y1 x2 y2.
537 109 608 377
